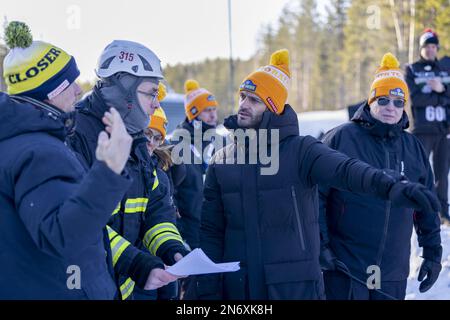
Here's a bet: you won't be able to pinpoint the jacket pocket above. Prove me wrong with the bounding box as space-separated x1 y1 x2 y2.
336 201 346 230
264 260 321 300
194 274 223 300
223 267 247 300
291 186 306 251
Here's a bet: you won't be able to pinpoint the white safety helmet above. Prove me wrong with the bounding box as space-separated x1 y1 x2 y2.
95 40 164 79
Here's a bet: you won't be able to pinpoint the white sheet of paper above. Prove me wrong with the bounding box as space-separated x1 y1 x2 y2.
166 248 240 276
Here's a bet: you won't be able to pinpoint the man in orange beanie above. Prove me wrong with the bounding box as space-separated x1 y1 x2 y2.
195 49 440 300
168 80 226 300
183 79 218 127
170 80 221 253
405 28 450 225
319 53 441 300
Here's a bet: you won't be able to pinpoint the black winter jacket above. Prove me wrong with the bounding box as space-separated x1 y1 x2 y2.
319 103 441 282
198 105 406 300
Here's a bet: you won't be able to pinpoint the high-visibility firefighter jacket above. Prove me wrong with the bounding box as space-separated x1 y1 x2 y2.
68 87 188 299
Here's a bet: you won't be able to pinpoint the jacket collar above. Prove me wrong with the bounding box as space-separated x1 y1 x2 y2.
223 104 299 144
351 102 408 140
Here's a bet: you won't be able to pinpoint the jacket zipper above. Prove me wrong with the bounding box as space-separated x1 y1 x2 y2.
376 143 392 266
291 186 306 251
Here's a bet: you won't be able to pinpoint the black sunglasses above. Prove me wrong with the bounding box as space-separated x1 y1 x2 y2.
377 97 405 108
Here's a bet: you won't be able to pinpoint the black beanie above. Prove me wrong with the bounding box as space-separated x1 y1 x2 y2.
420 29 439 48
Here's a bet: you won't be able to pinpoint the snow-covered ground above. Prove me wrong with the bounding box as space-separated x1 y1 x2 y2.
406 225 450 300
297 109 349 137
407 152 450 299
298 109 450 300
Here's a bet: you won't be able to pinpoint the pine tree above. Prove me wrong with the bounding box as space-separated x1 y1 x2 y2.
342 0 397 106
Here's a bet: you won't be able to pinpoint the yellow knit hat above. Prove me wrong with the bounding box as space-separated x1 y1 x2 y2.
148 107 168 140
157 82 167 102
147 83 169 139
239 49 291 115
184 79 218 121
3 21 80 100
368 52 409 105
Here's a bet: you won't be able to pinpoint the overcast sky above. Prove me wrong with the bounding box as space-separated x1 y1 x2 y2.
1 0 327 81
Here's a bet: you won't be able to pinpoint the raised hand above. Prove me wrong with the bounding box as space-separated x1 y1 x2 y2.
95 108 132 175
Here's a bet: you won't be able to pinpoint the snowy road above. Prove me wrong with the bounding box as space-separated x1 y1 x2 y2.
407 224 450 300
406 170 450 300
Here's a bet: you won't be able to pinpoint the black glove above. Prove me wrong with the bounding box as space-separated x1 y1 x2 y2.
418 246 443 293
129 252 165 289
388 181 441 213
319 245 337 271
162 245 190 266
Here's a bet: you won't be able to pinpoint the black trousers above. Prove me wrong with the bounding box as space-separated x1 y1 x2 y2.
414 132 449 218
265 278 326 300
323 271 407 300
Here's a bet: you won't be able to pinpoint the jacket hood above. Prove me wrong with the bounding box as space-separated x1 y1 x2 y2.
223 104 299 143
75 84 109 120
0 93 67 142
351 102 409 139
